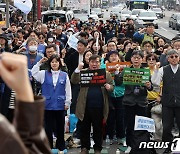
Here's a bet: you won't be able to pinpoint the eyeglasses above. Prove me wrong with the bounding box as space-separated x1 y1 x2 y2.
39 37 44 39
144 45 152 48
90 61 100 64
170 55 179 59
132 56 142 60
147 58 155 61
147 26 154 29
46 51 54 54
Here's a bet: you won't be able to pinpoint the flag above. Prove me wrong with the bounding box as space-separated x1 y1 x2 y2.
14 0 32 14
67 35 78 50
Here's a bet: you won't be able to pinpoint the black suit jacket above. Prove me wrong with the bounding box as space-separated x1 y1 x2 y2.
65 51 79 78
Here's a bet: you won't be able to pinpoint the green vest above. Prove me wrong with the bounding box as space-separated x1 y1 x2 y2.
141 33 154 46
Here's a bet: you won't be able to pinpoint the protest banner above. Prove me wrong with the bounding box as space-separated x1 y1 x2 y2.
67 34 78 50
134 116 155 133
106 62 131 76
80 69 106 87
123 67 150 85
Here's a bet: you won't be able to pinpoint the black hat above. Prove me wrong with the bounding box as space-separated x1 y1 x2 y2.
0 34 8 43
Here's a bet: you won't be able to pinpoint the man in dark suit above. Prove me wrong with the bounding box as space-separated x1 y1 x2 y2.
65 39 88 77
64 39 88 145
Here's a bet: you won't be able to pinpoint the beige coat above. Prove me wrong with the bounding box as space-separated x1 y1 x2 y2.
71 70 114 121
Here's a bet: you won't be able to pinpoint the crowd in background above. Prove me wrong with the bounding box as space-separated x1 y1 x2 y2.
0 12 180 154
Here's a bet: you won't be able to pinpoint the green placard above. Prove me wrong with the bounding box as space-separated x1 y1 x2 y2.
123 68 150 85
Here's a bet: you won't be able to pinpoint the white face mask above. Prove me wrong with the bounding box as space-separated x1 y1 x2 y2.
48 38 54 42
29 45 37 52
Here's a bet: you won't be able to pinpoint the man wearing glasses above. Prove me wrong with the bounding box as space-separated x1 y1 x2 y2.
151 49 180 154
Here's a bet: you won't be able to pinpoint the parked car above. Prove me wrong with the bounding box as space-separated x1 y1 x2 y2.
169 13 180 30
136 10 158 29
91 8 103 18
89 14 99 21
151 7 164 18
120 10 131 21
130 9 144 21
41 10 74 23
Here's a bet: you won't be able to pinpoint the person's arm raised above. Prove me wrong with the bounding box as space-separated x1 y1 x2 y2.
0 52 34 102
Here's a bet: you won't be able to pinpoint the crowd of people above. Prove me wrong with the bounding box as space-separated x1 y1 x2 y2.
0 12 180 154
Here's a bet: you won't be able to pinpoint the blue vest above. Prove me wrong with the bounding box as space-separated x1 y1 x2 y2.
42 71 67 110
27 53 43 69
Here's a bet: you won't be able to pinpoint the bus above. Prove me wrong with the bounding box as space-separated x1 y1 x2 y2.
127 0 149 10
102 0 108 9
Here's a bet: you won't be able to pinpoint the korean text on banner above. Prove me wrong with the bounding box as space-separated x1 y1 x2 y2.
123 67 150 85
106 62 131 77
134 115 155 133
80 69 106 87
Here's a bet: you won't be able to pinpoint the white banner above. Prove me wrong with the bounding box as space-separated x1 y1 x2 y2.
14 0 32 14
134 116 155 133
67 35 78 50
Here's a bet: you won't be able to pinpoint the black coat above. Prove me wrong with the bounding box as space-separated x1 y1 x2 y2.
65 51 79 78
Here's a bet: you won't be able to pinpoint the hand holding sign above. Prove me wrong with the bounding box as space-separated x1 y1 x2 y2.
115 64 120 72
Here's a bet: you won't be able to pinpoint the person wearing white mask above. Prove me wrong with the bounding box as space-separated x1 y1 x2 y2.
66 28 74 38
26 38 43 70
15 38 43 70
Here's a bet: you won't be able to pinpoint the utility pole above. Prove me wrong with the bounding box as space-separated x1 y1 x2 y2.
37 0 41 19
6 0 10 28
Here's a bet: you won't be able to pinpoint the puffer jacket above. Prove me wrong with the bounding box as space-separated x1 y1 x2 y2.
0 96 51 154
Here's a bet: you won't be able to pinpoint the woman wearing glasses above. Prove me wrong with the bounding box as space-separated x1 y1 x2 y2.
146 53 163 143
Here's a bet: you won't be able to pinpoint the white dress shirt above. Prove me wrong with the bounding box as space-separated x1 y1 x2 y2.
78 53 84 65
151 64 179 86
31 62 72 107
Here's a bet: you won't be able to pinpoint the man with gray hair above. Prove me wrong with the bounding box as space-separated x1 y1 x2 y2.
151 49 180 153
56 26 68 46
41 24 48 34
